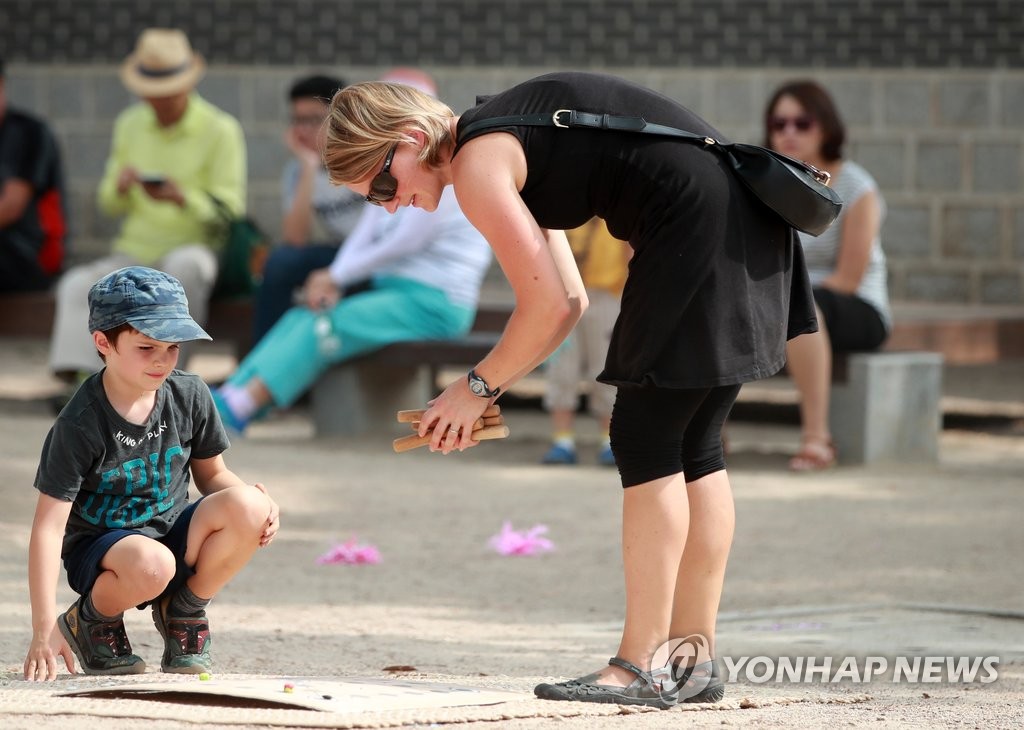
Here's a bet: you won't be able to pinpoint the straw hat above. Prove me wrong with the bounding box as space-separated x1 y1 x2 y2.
120 28 205 97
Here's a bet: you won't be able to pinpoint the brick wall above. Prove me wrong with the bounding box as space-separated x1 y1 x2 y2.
4 1 1022 304
4 0 1022 68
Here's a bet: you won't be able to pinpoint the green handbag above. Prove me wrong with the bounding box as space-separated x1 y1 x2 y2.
209 196 270 299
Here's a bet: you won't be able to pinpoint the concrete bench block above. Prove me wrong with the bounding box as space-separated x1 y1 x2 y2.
829 352 944 465
311 360 433 438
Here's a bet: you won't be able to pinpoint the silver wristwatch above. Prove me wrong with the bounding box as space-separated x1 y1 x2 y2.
467 369 501 398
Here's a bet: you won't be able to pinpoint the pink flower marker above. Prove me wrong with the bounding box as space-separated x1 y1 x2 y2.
488 521 555 556
316 537 382 565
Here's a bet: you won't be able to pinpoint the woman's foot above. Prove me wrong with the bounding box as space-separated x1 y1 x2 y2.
675 659 726 703
789 438 837 472
534 657 678 709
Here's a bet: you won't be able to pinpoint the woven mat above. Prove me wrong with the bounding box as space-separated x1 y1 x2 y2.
0 674 872 728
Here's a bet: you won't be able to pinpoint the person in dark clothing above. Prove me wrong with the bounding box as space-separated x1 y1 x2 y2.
323 71 817 709
0 57 67 291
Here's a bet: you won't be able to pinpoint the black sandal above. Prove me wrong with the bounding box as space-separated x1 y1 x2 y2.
534 656 678 709
672 658 725 703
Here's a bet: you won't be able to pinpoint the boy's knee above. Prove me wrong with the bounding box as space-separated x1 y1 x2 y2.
124 544 177 596
221 486 271 536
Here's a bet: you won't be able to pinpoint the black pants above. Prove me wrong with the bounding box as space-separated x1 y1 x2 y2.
0 249 53 292
609 384 741 488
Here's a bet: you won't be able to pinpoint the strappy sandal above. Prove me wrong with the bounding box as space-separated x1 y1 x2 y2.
534 656 678 709
674 658 726 703
789 439 837 472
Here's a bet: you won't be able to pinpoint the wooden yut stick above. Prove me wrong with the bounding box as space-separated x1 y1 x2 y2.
393 424 510 453
410 415 505 432
411 417 487 433
396 404 501 423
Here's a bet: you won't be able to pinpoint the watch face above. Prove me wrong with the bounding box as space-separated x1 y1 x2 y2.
469 378 487 396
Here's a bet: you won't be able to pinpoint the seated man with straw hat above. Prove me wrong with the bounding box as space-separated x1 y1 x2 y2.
49 28 246 404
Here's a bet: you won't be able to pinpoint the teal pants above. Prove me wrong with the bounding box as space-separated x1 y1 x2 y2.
229 276 474 407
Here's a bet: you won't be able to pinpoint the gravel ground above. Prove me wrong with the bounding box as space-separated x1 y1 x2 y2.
1 338 1022 728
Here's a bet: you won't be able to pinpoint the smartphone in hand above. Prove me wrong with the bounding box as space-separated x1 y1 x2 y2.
138 172 167 185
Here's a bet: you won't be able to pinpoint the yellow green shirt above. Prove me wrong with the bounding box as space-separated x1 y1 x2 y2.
97 94 246 264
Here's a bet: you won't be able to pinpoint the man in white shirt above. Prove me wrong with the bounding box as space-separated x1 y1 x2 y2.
253 74 364 341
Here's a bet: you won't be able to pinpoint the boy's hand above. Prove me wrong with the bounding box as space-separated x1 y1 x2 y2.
252 482 280 547
24 623 77 681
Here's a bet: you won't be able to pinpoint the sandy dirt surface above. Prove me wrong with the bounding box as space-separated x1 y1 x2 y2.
0 339 1022 728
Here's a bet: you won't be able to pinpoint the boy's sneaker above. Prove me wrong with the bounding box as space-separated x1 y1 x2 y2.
152 595 213 673
541 443 578 465
57 598 146 675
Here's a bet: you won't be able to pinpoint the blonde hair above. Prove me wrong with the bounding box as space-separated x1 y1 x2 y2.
324 81 454 186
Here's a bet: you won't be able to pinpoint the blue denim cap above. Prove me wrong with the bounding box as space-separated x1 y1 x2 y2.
88 266 212 342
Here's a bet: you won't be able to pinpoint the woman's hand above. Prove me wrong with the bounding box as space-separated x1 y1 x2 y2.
23 623 76 682
303 269 341 310
417 376 491 454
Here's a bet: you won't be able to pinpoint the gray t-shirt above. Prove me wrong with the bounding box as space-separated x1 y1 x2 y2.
798 160 891 329
280 160 364 243
34 370 230 559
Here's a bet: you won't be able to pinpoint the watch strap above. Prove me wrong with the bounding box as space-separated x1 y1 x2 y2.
468 369 501 398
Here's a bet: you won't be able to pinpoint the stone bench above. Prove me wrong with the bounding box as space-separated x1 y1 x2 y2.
2 288 1015 461
310 331 502 437
828 350 944 465
309 306 511 437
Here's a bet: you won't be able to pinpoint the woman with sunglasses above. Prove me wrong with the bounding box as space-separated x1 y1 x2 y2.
325 71 817 708
764 80 891 472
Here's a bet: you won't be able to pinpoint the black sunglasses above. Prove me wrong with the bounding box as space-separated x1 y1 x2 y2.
769 115 815 133
365 144 399 205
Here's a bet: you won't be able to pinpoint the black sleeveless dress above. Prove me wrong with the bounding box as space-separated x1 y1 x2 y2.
454 71 816 389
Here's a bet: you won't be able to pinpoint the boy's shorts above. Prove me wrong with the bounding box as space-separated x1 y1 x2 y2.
64 499 204 600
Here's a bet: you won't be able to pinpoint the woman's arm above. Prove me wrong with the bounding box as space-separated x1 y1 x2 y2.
496 227 588 389
822 188 880 294
416 133 587 452
456 133 587 389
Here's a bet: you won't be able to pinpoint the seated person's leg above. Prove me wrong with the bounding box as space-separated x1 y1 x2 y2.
0 245 53 292
813 287 888 353
214 279 473 427
160 245 218 369
49 255 135 378
253 244 340 342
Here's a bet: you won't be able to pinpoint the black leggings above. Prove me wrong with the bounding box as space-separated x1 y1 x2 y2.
609 384 742 488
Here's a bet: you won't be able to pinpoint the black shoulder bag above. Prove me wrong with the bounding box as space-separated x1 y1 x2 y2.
460 109 843 236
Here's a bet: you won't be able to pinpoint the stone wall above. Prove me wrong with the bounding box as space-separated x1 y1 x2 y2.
3 1 1021 304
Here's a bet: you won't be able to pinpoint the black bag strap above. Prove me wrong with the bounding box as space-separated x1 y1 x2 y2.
459 110 832 185
207 193 234 223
